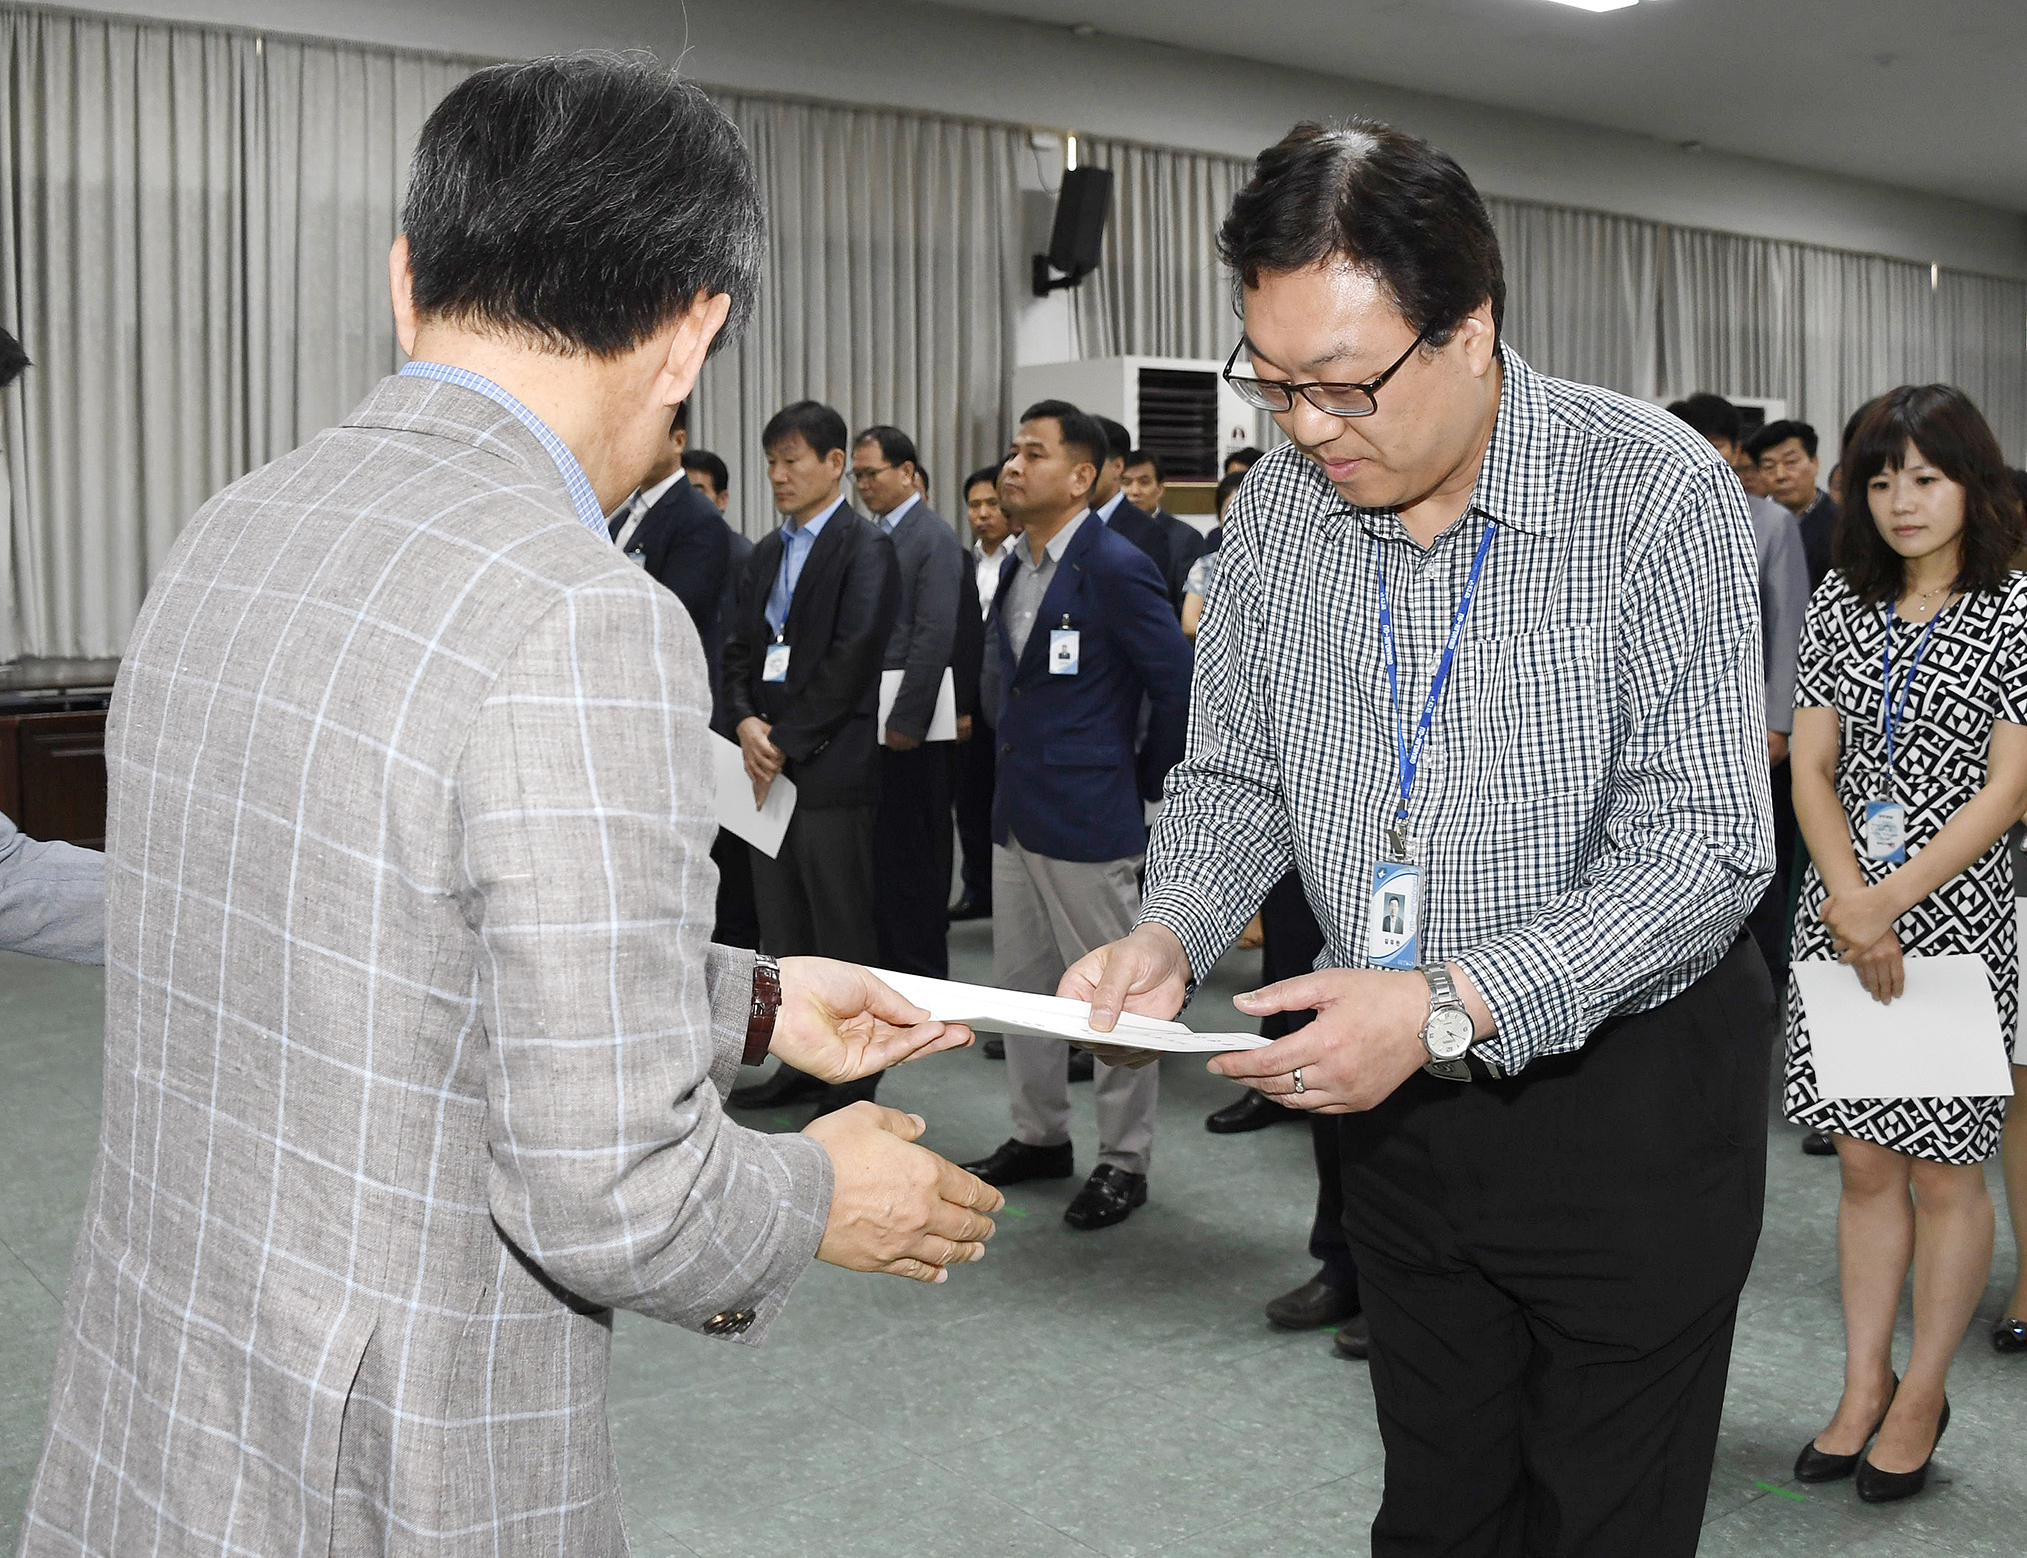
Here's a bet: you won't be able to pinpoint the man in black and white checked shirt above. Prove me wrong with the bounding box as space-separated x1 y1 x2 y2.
1069 121 1775 1556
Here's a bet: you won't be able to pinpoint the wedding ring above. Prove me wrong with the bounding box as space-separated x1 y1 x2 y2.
1292 1068 1306 1094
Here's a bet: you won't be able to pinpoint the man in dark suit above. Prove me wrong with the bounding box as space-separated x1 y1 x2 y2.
1123 447 1208 613
952 462 1014 923
959 400 1191 1230
682 444 761 950
1089 415 1173 591
852 424 965 980
609 399 733 695
1747 418 1838 592
724 400 901 1111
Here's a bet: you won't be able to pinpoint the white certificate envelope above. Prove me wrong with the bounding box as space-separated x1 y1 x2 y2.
1793 955 2015 1100
867 968 1269 1053
711 732 796 859
879 668 958 743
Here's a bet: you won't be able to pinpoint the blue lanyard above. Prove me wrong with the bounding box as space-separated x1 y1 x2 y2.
1880 600 1947 783
1377 521 1498 832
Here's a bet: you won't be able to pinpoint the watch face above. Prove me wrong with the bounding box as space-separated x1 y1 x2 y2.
1424 1007 1475 1060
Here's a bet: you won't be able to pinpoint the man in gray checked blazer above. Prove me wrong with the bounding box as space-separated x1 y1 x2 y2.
20 58 1000 1557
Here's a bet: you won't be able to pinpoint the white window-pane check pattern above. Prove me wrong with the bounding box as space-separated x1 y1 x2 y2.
19 375 832 1556
1140 348 1774 1075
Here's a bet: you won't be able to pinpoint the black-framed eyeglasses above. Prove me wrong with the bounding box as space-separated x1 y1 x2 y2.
1221 325 1433 418
849 462 897 484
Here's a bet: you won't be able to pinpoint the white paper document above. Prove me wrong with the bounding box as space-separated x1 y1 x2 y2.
867 968 1270 1053
879 668 958 743
711 733 796 859
1793 955 2015 1101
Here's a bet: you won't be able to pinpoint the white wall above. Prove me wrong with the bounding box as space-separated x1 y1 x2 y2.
45 0 2027 279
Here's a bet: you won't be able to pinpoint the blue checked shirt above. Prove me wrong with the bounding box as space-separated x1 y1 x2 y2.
399 360 607 533
1142 347 1772 1075
765 495 847 633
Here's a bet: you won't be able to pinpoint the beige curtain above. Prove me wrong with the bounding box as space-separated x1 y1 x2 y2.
0 5 476 660
692 93 1024 538
1490 199 1661 400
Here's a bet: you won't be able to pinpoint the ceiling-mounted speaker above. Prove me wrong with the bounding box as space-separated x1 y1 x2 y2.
1032 166 1113 297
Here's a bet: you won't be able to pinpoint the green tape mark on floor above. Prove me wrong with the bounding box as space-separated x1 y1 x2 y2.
1753 1481 1807 1503
770 1116 792 1128
1001 1206 1029 1219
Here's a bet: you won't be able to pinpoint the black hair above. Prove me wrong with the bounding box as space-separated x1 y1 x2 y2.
1018 399 1107 474
763 400 849 459
0 327 28 389
1666 393 1742 447
1836 385 2025 606
403 54 763 358
1218 119 1504 346
1215 470 1245 511
1223 446 1264 472
1745 418 1819 462
964 461 1006 496
671 399 691 434
854 424 919 471
915 465 929 492
681 447 730 495
1095 415 1132 464
1124 448 1164 482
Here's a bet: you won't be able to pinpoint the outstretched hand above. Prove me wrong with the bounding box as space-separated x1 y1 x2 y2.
770 958 975 1083
805 1103 1004 1284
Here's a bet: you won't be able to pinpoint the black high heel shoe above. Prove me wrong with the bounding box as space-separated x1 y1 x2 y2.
1794 1374 1898 1483
1993 1316 2027 1353
1856 1397 1949 1503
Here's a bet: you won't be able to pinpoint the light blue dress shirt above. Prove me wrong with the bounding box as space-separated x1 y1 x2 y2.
1095 490 1126 524
397 361 606 535
765 495 847 634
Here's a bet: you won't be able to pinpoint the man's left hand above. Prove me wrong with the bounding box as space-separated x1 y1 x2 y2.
884 730 922 751
1208 968 1432 1114
770 958 974 1082
955 715 973 743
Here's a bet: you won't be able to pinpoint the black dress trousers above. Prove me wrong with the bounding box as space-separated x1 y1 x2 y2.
873 743 953 978
1744 760 1798 981
953 718 997 908
1342 936 1773 1558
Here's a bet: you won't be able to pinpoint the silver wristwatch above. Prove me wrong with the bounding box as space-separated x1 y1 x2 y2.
1421 964 1475 1082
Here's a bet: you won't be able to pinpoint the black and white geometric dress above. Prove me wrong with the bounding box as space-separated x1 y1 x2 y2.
1784 570 2027 1165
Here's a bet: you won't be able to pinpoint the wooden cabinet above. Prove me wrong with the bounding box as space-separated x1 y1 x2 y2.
0 694 112 849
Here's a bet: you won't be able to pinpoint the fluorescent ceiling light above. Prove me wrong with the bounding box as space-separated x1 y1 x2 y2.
1539 0 1640 11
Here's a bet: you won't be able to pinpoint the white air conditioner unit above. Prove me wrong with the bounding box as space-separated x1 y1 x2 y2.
1011 356 1265 480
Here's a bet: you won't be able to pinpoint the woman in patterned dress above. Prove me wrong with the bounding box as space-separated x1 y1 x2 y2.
1786 384 2027 1502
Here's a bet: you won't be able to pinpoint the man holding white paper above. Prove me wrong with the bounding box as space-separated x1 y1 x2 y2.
1781 384 2027 1503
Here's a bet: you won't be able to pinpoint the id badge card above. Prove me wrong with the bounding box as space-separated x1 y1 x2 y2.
762 641 792 683
1862 799 1907 864
1368 860 1422 970
1048 628 1080 676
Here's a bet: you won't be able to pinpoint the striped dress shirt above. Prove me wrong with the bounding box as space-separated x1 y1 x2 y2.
1141 347 1772 1074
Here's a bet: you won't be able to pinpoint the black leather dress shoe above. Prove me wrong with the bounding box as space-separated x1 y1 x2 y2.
1801 1130 1837 1156
1205 1092 1303 1134
1067 1048 1095 1083
1265 1276 1359 1330
1795 1376 1897 1483
949 893 991 922
961 1138 1073 1186
727 1064 829 1111
1333 1314 1371 1360
1856 1397 1949 1503
982 1036 1006 1060
1993 1317 2027 1353
1063 1165 1147 1230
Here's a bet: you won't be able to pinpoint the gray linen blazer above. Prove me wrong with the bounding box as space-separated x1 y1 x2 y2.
21 375 833 1557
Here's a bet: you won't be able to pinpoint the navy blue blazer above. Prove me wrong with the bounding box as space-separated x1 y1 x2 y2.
990 515 1193 863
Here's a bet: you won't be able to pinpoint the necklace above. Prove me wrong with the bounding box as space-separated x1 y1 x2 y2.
1901 581 1950 620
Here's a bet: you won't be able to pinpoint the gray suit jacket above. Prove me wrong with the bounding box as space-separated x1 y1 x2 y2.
878 500 964 742
1747 493 1809 735
0 809 104 963
22 375 833 1557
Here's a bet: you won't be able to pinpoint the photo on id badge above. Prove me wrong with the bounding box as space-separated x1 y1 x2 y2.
1049 623 1080 675
1369 860 1422 970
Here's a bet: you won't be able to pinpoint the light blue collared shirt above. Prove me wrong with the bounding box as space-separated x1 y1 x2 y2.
398 361 606 535
877 491 920 535
766 495 847 634
1095 490 1126 524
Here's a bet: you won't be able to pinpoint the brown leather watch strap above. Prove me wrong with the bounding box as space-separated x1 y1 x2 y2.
743 954 781 1067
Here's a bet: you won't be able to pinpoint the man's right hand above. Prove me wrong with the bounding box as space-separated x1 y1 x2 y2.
737 716 785 805
804 1103 1004 1284
1059 922 1192 1033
